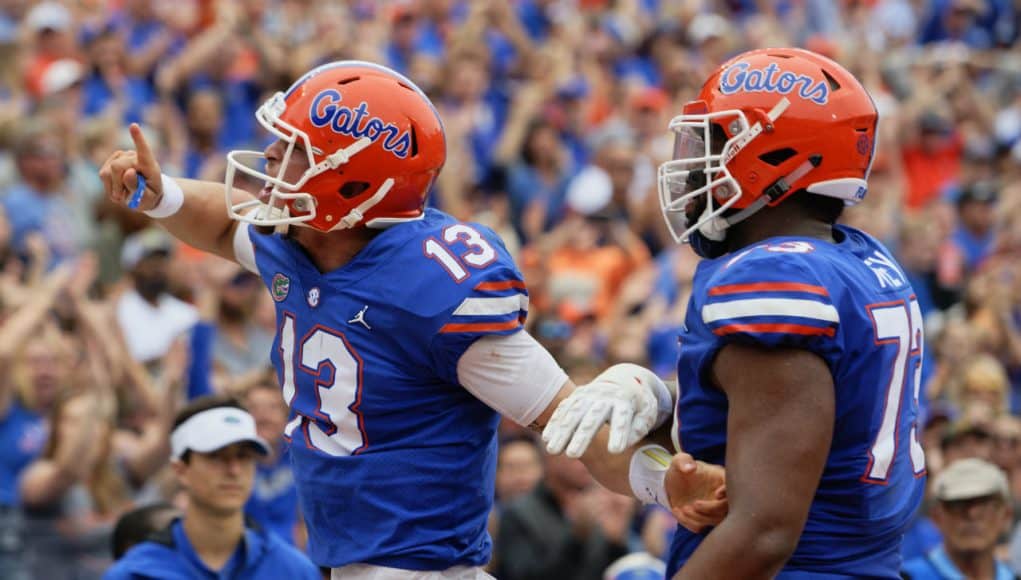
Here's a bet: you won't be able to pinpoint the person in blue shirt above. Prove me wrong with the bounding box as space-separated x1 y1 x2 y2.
103 396 320 580
564 47 927 578
0 253 65 580
242 379 301 546
1 128 82 265
948 182 998 275
99 60 720 577
902 458 1015 580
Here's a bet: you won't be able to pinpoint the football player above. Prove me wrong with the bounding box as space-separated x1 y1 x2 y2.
99 61 721 579
557 47 926 578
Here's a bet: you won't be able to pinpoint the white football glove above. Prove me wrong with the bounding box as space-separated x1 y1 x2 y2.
542 363 674 458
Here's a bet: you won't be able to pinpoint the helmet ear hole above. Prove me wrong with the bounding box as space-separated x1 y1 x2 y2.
759 148 797 166
339 181 371 199
409 125 419 158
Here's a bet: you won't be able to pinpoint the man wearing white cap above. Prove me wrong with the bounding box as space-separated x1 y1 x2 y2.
103 396 320 579
902 458 1015 580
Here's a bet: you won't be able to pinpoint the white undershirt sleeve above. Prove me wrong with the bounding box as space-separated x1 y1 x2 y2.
456 330 569 426
233 222 259 275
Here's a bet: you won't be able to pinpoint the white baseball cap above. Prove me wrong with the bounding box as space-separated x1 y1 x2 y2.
170 406 271 460
25 2 72 33
566 165 613 216
933 457 1009 502
120 227 174 270
40 59 83 95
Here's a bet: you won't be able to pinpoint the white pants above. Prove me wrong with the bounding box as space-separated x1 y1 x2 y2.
331 564 494 580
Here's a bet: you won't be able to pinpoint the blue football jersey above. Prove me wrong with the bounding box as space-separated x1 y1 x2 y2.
666 226 926 578
247 209 528 570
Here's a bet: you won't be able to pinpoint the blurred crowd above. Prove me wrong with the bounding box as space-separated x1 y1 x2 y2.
0 0 1020 578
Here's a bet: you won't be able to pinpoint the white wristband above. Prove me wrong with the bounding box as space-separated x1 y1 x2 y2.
144 174 185 219
629 444 672 508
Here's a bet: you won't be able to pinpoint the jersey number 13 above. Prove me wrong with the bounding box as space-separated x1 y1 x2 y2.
279 314 367 456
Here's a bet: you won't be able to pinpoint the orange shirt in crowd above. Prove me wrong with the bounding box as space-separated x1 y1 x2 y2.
901 136 962 210
546 243 650 323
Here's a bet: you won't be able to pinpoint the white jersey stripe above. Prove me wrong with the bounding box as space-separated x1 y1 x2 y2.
702 298 839 324
284 415 302 438
453 294 529 317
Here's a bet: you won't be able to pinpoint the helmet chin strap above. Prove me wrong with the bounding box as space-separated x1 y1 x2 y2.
261 176 396 234
336 178 395 230
696 156 820 242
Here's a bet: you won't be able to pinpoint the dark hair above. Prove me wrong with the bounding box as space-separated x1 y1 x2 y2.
521 118 558 166
111 502 178 559
172 395 245 463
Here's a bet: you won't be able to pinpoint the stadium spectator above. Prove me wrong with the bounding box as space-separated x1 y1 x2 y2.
495 434 544 505
102 396 319 579
494 453 633 580
0 263 68 580
942 419 996 465
939 182 1000 287
19 387 127 579
1 123 83 264
903 458 1013 579
18 279 178 580
115 228 197 366
242 378 302 546
22 2 76 100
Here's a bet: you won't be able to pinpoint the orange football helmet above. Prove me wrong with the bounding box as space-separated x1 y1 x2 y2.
226 61 446 231
657 48 878 252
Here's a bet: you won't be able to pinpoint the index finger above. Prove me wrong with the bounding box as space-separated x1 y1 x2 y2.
129 123 154 166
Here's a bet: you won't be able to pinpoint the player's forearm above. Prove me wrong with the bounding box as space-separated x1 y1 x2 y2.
674 515 797 579
580 423 677 498
155 178 249 262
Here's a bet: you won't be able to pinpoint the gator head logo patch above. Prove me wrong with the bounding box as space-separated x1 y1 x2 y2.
719 62 829 105
309 89 412 158
271 273 290 302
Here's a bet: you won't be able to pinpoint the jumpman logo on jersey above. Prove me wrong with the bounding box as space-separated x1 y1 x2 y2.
348 305 371 330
